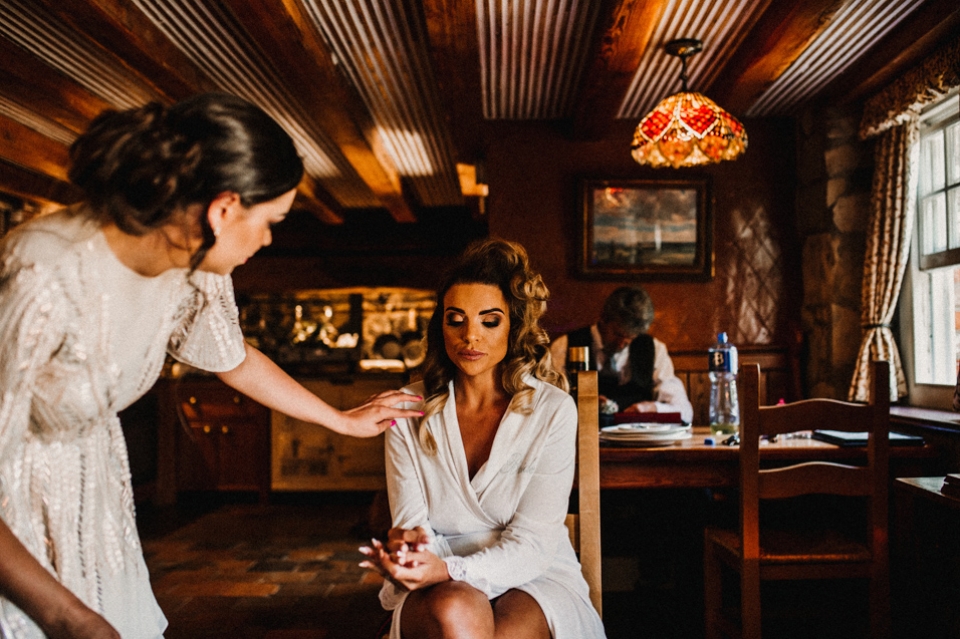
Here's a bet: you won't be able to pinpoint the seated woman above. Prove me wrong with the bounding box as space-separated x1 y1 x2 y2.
360 238 606 639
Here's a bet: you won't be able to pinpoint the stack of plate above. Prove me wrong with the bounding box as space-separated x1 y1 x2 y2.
599 422 692 446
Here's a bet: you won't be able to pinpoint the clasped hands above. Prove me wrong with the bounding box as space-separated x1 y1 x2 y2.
359 526 450 592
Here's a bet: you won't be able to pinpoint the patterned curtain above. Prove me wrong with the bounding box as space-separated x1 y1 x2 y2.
849 34 959 402
848 123 918 402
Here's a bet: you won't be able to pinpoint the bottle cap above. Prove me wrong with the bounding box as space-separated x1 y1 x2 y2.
718 332 728 344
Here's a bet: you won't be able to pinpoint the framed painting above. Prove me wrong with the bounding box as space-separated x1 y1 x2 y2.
579 178 713 280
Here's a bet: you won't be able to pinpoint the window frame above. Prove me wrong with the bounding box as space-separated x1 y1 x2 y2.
898 91 960 411
917 96 960 270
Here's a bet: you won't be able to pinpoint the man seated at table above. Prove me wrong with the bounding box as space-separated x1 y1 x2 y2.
549 285 693 424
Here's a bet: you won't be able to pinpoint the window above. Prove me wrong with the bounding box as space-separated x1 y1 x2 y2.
900 91 960 408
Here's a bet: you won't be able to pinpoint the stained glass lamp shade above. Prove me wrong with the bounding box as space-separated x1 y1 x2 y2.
631 39 747 169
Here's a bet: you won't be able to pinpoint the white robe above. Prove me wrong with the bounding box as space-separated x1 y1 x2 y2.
379 377 606 639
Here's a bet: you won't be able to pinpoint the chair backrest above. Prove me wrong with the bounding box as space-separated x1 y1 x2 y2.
566 370 602 616
738 360 890 561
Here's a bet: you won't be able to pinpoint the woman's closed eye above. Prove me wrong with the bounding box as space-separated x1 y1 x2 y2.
445 315 503 328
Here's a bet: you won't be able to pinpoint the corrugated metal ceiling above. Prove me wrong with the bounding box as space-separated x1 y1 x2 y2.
131 0 379 207
618 0 770 119
747 0 928 116
303 0 462 207
476 0 602 119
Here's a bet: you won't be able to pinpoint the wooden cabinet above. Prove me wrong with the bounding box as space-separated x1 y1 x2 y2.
173 377 271 499
271 374 406 491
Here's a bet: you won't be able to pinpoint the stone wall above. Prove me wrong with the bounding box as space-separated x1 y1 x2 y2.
796 105 875 399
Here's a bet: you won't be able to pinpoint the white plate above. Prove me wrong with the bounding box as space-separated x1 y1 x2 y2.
600 424 690 439
602 422 687 433
599 427 691 439
600 431 693 446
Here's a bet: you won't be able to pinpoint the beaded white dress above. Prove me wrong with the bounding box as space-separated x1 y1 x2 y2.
0 209 247 638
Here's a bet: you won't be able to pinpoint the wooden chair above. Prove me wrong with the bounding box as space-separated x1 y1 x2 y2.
703 360 890 639
566 370 602 616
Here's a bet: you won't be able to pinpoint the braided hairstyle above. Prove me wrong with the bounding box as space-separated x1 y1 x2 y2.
417 238 566 453
68 92 303 269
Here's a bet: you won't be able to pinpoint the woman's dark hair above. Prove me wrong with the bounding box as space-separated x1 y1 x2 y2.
68 92 304 268
416 238 565 452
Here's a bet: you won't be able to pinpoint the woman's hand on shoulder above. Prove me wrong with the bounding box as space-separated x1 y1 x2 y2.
337 390 423 438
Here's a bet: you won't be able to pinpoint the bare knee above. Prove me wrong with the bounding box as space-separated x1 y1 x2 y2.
492 590 550 639
402 582 493 638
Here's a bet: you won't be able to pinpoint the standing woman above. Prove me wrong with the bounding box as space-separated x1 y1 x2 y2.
0 93 418 638
361 239 606 639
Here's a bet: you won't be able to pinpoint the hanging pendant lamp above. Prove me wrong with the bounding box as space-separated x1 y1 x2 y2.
631 38 747 169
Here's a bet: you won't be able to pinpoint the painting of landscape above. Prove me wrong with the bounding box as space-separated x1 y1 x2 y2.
580 179 711 280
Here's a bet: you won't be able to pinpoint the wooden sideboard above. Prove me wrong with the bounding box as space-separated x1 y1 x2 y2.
148 372 406 504
176 378 271 497
271 374 406 492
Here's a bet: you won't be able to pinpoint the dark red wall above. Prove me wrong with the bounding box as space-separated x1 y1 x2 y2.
483 118 802 352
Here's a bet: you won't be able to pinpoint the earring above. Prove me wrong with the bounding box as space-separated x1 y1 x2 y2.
213 226 221 238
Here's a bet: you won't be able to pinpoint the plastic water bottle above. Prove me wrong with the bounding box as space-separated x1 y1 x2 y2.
708 332 740 436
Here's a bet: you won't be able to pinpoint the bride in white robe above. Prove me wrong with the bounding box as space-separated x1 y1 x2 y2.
362 239 606 639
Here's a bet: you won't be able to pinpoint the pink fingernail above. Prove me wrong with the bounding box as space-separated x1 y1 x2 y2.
418 411 424 416
390 419 397 427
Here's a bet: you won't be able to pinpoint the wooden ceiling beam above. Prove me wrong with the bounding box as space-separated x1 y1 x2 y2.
34 0 214 101
297 176 344 226
220 0 416 224
708 0 846 115
0 113 71 182
0 37 112 135
2 3 343 225
570 0 669 140
0 158 82 210
422 0 485 164
823 0 960 107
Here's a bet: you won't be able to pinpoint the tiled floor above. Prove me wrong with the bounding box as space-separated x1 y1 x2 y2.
137 491 706 639
139 493 392 639
137 490 873 639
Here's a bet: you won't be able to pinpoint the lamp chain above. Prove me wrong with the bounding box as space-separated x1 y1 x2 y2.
679 53 690 92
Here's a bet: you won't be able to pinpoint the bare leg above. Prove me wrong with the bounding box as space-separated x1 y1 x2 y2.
491 589 550 639
399 583 550 639
400 581 494 639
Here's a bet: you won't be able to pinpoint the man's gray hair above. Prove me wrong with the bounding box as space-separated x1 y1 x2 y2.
600 286 654 334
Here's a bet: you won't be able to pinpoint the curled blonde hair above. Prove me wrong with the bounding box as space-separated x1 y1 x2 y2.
417 238 567 453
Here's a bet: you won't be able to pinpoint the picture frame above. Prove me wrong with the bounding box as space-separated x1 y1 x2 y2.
579 178 713 281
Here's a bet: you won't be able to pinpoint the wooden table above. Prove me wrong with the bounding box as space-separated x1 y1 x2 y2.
600 426 940 489
892 477 960 637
